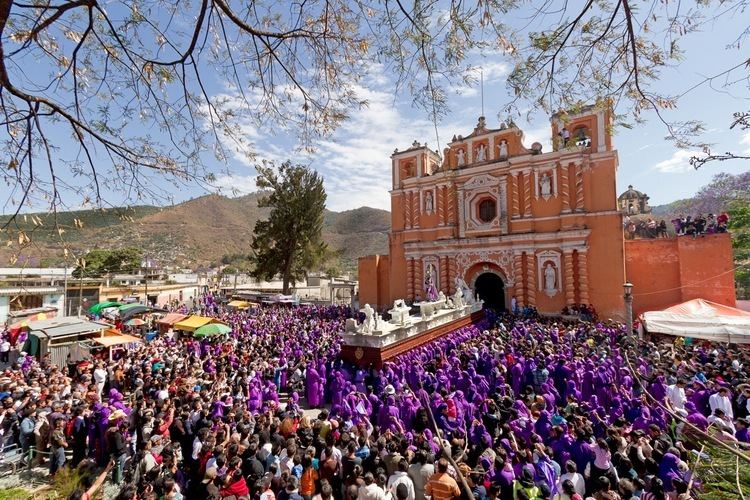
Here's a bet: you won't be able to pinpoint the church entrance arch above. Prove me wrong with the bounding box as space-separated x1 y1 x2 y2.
474 272 505 310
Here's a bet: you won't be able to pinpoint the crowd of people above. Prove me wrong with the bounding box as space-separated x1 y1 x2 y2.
623 212 730 240
0 295 748 500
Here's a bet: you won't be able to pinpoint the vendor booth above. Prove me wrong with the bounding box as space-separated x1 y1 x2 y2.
173 315 217 333
156 312 188 333
641 298 750 344
22 317 112 366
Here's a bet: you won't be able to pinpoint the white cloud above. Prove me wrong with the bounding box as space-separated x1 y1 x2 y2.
651 150 698 173
213 173 258 196
740 131 750 154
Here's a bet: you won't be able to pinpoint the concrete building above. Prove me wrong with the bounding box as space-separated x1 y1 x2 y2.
0 267 69 324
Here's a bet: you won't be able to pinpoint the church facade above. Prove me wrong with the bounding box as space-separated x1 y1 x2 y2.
358 107 736 318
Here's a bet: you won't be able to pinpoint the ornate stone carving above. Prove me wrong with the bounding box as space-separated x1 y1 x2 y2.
454 249 515 286
458 174 508 234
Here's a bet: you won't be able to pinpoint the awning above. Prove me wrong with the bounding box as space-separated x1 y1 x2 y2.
29 318 110 340
642 298 750 343
227 300 252 309
156 313 188 326
92 334 142 347
173 315 214 332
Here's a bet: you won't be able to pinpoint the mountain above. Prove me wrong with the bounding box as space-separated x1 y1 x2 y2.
0 194 390 270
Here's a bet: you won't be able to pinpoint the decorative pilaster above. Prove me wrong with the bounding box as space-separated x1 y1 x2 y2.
525 252 536 306
412 191 421 227
563 249 575 305
513 252 524 305
405 192 413 229
560 164 571 213
448 257 457 294
414 259 423 301
523 171 532 217
438 186 446 226
510 173 520 218
577 250 590 304
440 257 449 293
574 165 585 211
447 186 456 225
407 258 415 301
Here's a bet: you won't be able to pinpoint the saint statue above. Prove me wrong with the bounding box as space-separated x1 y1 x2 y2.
424 191 434 214
540 173 552 197
424 265 439 302
475 143 487 162
456 149 466 166
498 140 508 160
544 263 557 295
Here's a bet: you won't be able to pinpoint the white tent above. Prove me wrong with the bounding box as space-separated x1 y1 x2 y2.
641 298 750 344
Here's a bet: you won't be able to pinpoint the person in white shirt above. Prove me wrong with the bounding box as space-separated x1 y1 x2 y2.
707 408 736 435
0 338 11 364
387 459 416 500
359 472 389 500
666 379 687 411
93 363 107 397
556 460 585 496
709 387 734 419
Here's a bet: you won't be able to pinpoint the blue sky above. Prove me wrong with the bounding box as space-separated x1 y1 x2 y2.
4 2 749 215
204 3 750 211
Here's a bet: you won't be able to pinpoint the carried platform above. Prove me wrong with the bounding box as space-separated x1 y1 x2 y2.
340 301 484 368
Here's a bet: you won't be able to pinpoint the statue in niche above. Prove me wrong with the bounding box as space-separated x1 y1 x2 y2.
424 191 434 214
498 140 508 160
540 172 552 198
424 265 439 302
475 143 487 162
456 149 466 166
544 263 557 296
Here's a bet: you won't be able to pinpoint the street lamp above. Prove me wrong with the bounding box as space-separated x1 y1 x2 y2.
623 281 634 336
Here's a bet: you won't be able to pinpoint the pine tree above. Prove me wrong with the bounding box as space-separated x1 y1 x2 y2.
251 161 327 295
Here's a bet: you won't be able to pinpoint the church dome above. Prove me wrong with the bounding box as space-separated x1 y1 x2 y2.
618 185 647 201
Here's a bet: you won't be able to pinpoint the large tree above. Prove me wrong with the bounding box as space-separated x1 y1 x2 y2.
251 161 326 294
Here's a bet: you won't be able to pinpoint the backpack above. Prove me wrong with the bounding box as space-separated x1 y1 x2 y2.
65 418 75 438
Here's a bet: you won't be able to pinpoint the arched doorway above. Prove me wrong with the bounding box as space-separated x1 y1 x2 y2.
474 272 505 310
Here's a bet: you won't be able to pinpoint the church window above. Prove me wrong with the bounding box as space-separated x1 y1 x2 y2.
478 199 496 223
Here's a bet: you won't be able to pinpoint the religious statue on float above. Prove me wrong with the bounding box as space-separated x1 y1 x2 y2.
424 265 439 302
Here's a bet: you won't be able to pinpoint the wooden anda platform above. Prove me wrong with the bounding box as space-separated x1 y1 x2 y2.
340 310 485 368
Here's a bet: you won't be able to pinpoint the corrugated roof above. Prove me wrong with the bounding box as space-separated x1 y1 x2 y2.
30 318 109 339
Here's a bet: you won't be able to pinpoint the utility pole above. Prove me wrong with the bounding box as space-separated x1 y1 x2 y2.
77 258 86 317
623 282 634 336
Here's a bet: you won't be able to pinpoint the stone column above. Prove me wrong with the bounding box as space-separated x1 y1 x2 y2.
560 164 571 213
513 252 524 305
577 249 590 304
563 249 575 306
525 252 536 307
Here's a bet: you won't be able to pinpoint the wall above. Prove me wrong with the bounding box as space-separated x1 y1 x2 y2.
625 233 735 314
0 297 8 325
358 255 381 309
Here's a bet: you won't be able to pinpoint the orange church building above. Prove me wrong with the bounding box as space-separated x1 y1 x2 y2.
358 106 736 319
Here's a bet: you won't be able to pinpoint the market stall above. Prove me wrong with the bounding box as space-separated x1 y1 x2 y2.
641 298 750 343
173 315 217 333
